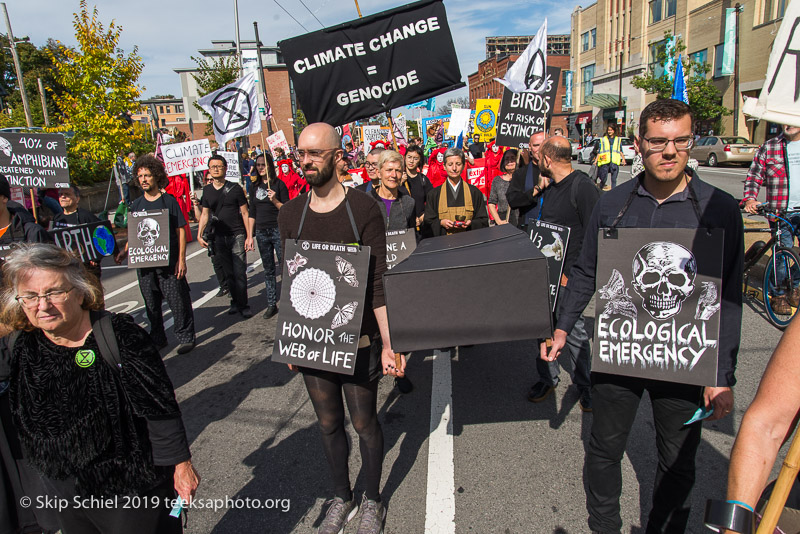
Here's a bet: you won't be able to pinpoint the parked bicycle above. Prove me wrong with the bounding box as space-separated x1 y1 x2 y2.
743 205 800 328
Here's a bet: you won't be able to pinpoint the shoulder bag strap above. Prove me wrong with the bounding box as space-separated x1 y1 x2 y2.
90 309 122 373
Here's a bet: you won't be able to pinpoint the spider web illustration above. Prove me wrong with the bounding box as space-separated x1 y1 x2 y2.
290 267 337 320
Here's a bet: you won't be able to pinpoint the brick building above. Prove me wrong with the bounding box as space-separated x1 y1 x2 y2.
486 34 571 58
467 52 572 139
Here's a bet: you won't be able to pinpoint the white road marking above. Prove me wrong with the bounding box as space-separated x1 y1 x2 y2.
425 349 455 534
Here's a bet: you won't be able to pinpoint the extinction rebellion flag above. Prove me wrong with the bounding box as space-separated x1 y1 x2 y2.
278 0 464 125
197 73 262 147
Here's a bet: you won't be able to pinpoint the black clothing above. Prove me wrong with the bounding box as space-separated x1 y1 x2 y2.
370 187 416 231
423 180 490 237
404 173 433 217
52 208 101 227
200 181 248 236
468 142 484 159
538 170 599 276
130 194 186 268
9 314 190 496
138 268 195 345
249 178 290 230
0 208 50 248
557 171 743 387
506 162 544 226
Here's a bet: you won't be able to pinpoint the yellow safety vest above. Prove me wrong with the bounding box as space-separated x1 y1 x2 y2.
597 136 623 166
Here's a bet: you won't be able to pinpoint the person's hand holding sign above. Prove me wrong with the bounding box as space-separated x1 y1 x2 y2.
382 346 406 377
541 329 568 362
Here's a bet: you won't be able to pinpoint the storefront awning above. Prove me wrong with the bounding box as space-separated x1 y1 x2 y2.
584 93 627 109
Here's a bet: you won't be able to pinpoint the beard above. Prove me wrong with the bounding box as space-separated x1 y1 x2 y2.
538 162 552 178
304 158 336 187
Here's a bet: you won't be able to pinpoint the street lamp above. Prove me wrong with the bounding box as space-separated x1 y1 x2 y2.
1 3 33 127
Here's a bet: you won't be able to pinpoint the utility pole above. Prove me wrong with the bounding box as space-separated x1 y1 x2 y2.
37 78 49 126
618 50 623 111
233 0 243 73
733 3 741 136
253 22 274 136
2 3 33 127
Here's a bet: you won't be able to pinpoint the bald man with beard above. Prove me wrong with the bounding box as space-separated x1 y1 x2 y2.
277 123 405 534
506 130 548 229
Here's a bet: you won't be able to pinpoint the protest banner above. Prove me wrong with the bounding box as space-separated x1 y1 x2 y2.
473 99 501 142
529 220 570 311
272 240 370 375
447 108 472 139
347 168 366 185
278 0 464 125
465 158 486 196
9 187 24 205
197 73 261 147
393 115 408 146
127 210 171 269
161 139 212 177
496 66 561 149
386 229 417 270
362 125 391 154
0 132 69 188
266 130 291 158
592 228 724 387
219 151 242 182
50 221 117 263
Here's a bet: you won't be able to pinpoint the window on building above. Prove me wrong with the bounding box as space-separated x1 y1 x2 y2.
580 29 596 52
777 0 787 18
649 0 663 23
690 49 708 79
590 28 596 49
581 64 595 105
713 43 725 78
649 39 667 77
176 105 184 113
763 0 787 22
581 32 589 52
665 0 676 18
159 106 164 114
165 106 171 114
160 119 165 127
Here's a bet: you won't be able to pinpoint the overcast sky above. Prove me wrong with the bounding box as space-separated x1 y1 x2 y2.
6 0 573 104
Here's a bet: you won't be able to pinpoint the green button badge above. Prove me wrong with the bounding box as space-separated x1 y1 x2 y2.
75 349 96 368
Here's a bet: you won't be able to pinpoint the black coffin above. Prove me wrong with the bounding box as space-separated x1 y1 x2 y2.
384 225 552 352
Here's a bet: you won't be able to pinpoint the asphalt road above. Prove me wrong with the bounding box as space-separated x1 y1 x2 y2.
95 165 783 533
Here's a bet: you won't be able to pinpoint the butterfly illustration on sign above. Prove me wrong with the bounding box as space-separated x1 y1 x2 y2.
286 252 308 276
331 301 359 329
335 256 359 287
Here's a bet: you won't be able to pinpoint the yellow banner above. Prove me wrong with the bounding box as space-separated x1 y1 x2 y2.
473 99 501 142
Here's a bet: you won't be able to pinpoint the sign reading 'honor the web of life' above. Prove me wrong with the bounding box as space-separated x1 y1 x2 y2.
529 220 570 311
386 230 417 270
496 66 561 149
0 133 70 188
50 221 118 263
278 0 464 125
592 228 724 387
272 240 370 374
160 139 212 177
127 210 171 269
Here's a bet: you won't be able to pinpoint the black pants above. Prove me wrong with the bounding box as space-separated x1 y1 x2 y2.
43 475 181 534
137 267 195 345
212 233 248 310
586 373 703 534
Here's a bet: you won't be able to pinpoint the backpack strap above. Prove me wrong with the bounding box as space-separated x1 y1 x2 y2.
90 310 122 373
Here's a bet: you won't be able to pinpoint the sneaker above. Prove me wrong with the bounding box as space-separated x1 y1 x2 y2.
771 295 793 315
789 287 800 308
263 305 278 319
176 341 195 354
356 495 386 534
219 287 230 297
318 497 358 534
579 388 593 413
395 375 413 394
527 381 556 403
241 307 253 319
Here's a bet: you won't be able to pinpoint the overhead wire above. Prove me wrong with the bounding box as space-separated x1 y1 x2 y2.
296 0 325 28
272 0 310 32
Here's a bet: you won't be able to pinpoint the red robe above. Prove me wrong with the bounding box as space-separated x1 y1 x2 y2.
483 141 505 202
277 159 308 199
426 147 448 188
165 174 193 242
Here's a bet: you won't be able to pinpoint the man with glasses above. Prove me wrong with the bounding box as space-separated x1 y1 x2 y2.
742 124 800 314
545 99 743 534
197 154 254 318
357 147 384 193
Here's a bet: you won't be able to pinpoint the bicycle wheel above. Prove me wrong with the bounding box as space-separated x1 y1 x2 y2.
762 247 800 329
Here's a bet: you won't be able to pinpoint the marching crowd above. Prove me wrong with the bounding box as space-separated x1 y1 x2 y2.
0 98 798 534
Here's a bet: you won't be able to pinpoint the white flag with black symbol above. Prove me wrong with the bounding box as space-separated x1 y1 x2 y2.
197 72 262 146
494 19 548 94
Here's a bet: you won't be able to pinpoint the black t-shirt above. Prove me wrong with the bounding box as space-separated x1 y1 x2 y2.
468 142 484 159
404 173 432 217
250 178 290 230
538 170 599 277
201 181 248 236
130 194 186 267
52 208 101 227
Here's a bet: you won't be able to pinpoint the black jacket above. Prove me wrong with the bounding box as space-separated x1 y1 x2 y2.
506 162 544 226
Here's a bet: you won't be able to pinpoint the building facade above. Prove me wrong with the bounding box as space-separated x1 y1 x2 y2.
486 34 571 58
569 0 788 144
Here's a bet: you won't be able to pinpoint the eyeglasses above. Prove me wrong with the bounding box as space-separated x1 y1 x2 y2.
297 149 337 161
16 287 75 309
208 165 226 170
364 162 378 169
640 136 694 151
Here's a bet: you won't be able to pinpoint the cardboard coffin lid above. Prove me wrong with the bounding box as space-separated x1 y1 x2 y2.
384 225 552 352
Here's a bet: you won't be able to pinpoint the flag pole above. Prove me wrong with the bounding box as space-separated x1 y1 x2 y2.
386 112 399 151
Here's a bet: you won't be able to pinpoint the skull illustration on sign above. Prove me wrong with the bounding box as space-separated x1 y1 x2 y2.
137 218 160 247
631 242 697 320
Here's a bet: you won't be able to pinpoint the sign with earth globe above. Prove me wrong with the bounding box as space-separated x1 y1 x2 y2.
50 221 118 263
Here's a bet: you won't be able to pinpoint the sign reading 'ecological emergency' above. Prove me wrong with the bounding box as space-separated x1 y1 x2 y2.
278 0 464 125
0 133 70 188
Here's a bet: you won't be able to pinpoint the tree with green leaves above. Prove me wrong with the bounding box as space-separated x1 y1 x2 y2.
191 55 239 136
436 96 469 116
632 33 730 132
47 0 144 183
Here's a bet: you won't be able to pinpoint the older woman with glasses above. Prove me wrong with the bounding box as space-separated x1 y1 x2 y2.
0 244 199 534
